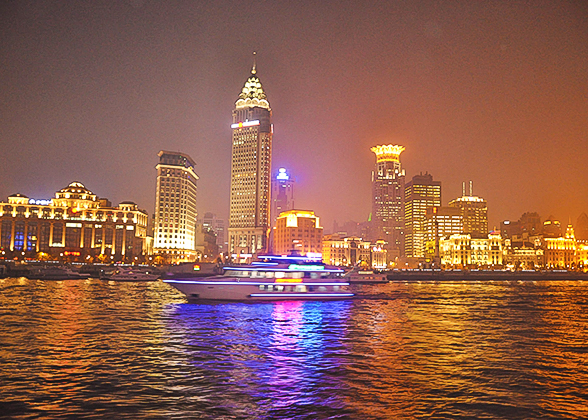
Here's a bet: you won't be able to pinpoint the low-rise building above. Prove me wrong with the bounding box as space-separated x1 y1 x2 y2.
0 182 149 262
322 234 372 267
438 233 503 267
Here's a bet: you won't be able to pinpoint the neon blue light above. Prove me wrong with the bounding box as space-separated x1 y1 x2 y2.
250 293 355 298
223 266 343 273
288 264 324 271
163 280 351 286
251 262 279 266
276 168 289 180
257 255 323 261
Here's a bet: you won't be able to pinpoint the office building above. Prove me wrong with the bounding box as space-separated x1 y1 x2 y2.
273 210 323 256
270 167 295 228
229 54 272 256
423 206 463 261
448 181 488 237
371 144 406 256
438 233 503 267
153 151 199 263
202 212 226 253
322 234 372 267
404 173 441 258
0 182 148 261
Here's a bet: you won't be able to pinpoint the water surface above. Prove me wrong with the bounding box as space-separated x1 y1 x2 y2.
1 278 587 419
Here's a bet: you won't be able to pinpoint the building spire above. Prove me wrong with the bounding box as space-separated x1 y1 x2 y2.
252 51 257 75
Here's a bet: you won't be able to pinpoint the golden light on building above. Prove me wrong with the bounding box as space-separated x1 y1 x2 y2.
273 210 323 256
370 145 405 162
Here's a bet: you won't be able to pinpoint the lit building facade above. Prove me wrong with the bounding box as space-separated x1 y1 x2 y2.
153 151 199 263
229 56 272 256
448 182 488 237
438 233 503 267
371 145 406 256
503 238 545 269
273 210 323 256
322 234 372 267
404 173 441 258
544 224 577 268
424 206 463 261
0 182 148 261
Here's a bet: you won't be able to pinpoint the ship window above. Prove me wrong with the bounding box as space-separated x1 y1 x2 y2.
265 272 274 278
318 286 327 292
275 272 285 278
258 285 265 291
276 285 284 292
295 285 307 292
267 285 273 292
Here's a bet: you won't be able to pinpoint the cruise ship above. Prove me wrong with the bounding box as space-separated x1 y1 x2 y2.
163 255 354 301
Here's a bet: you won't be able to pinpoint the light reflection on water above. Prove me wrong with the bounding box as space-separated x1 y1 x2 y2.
1 278 587 419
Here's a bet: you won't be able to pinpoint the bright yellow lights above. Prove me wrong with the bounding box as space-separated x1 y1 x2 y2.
275 278 303 283
371 145 405 162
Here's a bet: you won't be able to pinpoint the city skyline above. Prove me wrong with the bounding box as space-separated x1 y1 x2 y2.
1 1 587 232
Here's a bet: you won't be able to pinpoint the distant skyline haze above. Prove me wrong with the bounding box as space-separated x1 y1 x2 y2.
1 1 587 232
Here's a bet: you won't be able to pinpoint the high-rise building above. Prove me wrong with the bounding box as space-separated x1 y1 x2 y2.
404 173 441 258
424 206 463 261
228 54 272 256
153 151 199 262
371 145 406 256
270 167 295 228
273 210 323 256
202 212 226 253
448 181 488 237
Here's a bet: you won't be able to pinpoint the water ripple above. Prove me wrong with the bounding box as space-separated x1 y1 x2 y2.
1 278 587 419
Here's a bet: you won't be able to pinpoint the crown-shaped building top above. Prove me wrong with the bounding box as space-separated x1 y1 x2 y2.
235 52 270 110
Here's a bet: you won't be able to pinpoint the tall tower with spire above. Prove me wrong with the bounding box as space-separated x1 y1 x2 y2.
228 53 273 256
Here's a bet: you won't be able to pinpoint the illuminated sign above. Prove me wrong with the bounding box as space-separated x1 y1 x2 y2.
64 251 80 256
276 168 289 180
28 199 52 206
230 120 260 129
193 264 200 271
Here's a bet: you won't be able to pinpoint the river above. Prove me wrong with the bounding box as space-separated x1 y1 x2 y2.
1 277 587 419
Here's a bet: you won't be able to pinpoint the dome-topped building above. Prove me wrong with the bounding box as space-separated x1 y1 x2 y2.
0 181 149 261
54 181 99 209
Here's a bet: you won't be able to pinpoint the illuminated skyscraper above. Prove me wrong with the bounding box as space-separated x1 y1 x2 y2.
371 145 406 256
404 173 441 258
270 167 295 228
153 151 199 262
228 54 272 255
448 181 488 237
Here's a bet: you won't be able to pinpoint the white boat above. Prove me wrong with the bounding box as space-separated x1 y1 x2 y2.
101 267 160 281
163 255 354 301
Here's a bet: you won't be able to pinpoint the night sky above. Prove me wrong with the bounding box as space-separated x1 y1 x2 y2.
1 1 587 232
